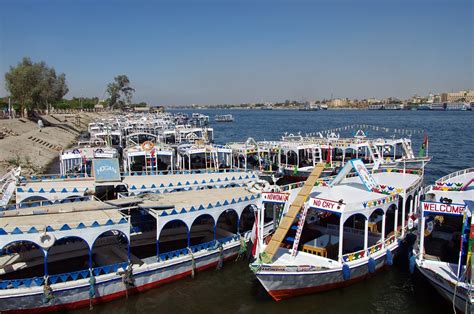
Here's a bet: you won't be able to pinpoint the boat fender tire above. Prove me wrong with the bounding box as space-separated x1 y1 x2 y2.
368 257 376 274
342 264 350 280
386 249 393 266
38 233 56 249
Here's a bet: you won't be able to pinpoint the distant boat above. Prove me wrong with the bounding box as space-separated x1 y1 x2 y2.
262 105 273 110
319 104 328 110
299 104 318 111
215 114 234 122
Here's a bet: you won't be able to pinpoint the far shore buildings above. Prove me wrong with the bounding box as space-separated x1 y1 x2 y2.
440 90 474 102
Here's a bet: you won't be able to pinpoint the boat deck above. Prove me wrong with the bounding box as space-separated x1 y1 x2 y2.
133 186 256 210
343 172 420 190
269 247 340 269
420 259 466 283
442 171 474 185
0 201 123 232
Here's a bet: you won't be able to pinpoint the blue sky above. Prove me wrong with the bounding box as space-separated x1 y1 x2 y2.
0 0 472 105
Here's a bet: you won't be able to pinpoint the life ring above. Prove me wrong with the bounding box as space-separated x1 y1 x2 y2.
247 180 270 194
38 232 56 249
141 141 154 151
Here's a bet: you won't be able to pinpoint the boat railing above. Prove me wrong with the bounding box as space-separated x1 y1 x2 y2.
0 214 128 234
435 168 474 183
158 235 240 262
341 235 396 263
19 173 94 183
0 262 128 290
279 178 332 192
0 195 95 211
17 168 251 183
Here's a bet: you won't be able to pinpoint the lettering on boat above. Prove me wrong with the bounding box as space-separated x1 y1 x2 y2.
421 201 466 215
262 192 289 203
310 197 344 212
93 158 121 182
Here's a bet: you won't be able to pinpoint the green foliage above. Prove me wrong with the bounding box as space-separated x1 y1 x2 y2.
106 75 135 109
4 57 69 115
131 102 148 107
53 97 98 109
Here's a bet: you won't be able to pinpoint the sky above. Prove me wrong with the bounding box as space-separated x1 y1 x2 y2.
0 0 472 105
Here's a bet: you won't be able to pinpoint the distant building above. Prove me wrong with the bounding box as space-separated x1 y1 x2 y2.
445 90 474 102
330 98 349 107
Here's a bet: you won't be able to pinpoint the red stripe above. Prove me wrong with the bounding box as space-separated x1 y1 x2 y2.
267 265 388 301
4 253 238 314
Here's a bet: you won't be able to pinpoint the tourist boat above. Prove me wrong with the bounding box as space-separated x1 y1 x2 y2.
411 167 474 312
0 161 268 312
214 114 234 122
176 143 233 172
0 184 263 312
278 130 429 183
228 138 281 173
122 132 175 175
250 159 424 300
59 139 119 177
191 113 210 126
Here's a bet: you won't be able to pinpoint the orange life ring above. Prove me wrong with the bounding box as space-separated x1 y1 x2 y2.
141 141 154 151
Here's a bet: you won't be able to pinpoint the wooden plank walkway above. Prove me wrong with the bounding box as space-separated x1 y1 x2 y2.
263 163 325 262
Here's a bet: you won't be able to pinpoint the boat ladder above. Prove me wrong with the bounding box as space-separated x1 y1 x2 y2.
263 163 325 262
0 167 20 207
401 140 415 159
369 144 382 163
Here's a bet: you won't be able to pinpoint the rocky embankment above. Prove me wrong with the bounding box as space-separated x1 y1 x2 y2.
0 112 103 176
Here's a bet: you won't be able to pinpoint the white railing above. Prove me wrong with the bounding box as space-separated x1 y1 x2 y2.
435 168 474 183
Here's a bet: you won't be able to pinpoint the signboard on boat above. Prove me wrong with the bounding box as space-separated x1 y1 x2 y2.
93 158 121 182
351 159 379 191
262 192 289 203
330 158 379 192
309 197 345 213
421 201 466 216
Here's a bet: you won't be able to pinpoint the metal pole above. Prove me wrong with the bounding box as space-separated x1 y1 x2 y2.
364 218 369 251
338 215 344 262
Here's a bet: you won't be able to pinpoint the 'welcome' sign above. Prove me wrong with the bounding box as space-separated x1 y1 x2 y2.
93 158 121 182
421 201 466 216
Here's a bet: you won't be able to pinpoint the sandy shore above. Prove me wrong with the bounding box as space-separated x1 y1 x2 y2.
0 112 105 176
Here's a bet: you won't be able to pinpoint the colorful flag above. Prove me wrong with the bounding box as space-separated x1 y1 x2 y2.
418 134 428 157
326 144 332 163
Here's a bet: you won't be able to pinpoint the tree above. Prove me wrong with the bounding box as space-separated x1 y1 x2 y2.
106 75 135 109
4 57 68 116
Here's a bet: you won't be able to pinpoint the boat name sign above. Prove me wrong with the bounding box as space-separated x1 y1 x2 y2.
310 197 345 213
262 192 289 204
421 201 466 216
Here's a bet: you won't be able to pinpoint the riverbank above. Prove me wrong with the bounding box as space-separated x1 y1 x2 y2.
0 112 104 176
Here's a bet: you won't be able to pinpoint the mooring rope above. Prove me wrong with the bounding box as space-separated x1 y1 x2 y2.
42 276 54 304
216 243 224 270
89 269 96 310
188 247 196 278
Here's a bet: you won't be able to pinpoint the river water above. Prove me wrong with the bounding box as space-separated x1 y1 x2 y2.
74 109 473 314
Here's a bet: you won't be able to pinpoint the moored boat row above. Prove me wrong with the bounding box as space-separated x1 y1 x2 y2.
1 111 470 313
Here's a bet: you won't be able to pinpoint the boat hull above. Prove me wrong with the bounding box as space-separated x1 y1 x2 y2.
255 246 396 301
416 263 473 313
0 243 240 313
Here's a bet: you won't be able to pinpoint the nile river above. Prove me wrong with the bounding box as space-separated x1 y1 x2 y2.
75 109 473 314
